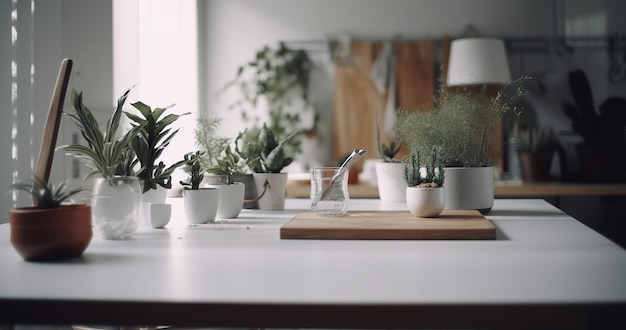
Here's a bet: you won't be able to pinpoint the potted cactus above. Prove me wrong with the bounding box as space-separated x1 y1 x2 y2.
9 176 91 261
405 147 445 218
180 151 219 224
242 123 299 210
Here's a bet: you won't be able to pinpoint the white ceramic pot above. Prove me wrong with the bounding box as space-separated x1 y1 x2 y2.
141 185 168 224
206 182 245 219
375 162 407 203
182 188 219 224
444 166 494 213
406 186 445 217
252 173 288 210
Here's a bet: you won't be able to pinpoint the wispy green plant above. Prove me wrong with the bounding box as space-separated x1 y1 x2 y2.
396 76 528 167
59 88 143 179
10 175 87 209
125 102 190 193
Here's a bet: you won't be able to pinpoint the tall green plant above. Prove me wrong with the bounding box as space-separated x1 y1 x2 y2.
125 102 190 193
59 88 143 179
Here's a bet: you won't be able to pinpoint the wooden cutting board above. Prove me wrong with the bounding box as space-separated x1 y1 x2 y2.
280 210 495 240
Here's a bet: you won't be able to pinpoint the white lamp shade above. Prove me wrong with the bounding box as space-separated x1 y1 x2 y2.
446 38 511 86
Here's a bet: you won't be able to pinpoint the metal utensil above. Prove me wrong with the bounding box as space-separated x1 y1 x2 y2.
318 148 367 201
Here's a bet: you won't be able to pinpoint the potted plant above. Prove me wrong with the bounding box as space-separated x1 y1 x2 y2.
515 126 560 182
9 176 91 261
180 151 219 224
241 123 299 210
125 101 190 201
58 88 143 239
562 69 626 182
395 76 526 213
194 115 250 216
374 117 406 202
405 148 445 218
222 41 316 152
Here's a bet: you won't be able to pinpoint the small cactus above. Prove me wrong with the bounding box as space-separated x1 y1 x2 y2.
180 151 205 190
405 147 444 188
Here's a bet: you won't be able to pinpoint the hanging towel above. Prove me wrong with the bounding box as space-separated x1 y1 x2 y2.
370 42 396 135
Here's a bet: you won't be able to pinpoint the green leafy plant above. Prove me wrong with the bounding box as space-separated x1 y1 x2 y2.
404 147 444 188
244 123 299 173
222 42 315 152
59 88 143 179
515 127 560 153
376 114 402 163
10 175 86 209
125 102 190 193
396 76 527 167
179 151 205 190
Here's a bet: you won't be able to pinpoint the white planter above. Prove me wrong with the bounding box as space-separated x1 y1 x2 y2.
375 162 407 203
205 182 245 219
141 186 168 224
252 173 288 210
406 186 445 217
182 188 219 224
444 166 494 213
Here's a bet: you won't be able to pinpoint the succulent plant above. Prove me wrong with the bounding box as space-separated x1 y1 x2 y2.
376 111 402 163
10 175 86 209
245 123 299 173
179 151 205 190
125 101 190 193
404 147 444 188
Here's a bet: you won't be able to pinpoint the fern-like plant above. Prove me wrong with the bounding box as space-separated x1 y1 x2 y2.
58 88 143 179
404 147 444 188
125 102 190 193
10 175 86 209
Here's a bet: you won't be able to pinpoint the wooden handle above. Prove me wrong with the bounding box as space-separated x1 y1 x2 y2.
34 58 73 186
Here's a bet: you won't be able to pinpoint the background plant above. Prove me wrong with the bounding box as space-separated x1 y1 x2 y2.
515 126 560 153
396 77 527 167
10 175 86 209
404 147 444 188
59 88 143 180
126 102 190 193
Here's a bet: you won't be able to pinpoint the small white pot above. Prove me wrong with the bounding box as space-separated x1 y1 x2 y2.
141 185 168 225
406 186 445 218
182 188 219 224
444 166 494 213
375 162 407 203
205 182 245 219
252 173 288 210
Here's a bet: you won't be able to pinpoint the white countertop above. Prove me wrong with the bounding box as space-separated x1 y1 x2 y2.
1 198 625 328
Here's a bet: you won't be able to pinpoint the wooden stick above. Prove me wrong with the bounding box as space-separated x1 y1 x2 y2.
34 58 73 186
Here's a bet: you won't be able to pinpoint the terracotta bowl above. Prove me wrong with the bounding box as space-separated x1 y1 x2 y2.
9 204 92 261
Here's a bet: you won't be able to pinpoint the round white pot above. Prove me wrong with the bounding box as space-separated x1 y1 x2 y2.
406 186 445 217
252 173 288 211
206 182 245 219
375 162 407 203
182 188 219 224
141 186 168 225
444 166 494 213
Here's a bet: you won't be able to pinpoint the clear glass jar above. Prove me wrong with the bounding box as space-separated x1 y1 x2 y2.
310 167 349 217
91 176 141 239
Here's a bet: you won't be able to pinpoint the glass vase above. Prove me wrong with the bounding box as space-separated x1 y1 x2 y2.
91 176 141 239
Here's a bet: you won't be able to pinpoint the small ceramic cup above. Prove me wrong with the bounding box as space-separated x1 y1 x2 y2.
149 203 172 228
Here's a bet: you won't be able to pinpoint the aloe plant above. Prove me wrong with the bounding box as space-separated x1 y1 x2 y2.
125 102 190 193
59 88 143 179
245 123 299 173
10 175 86 209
